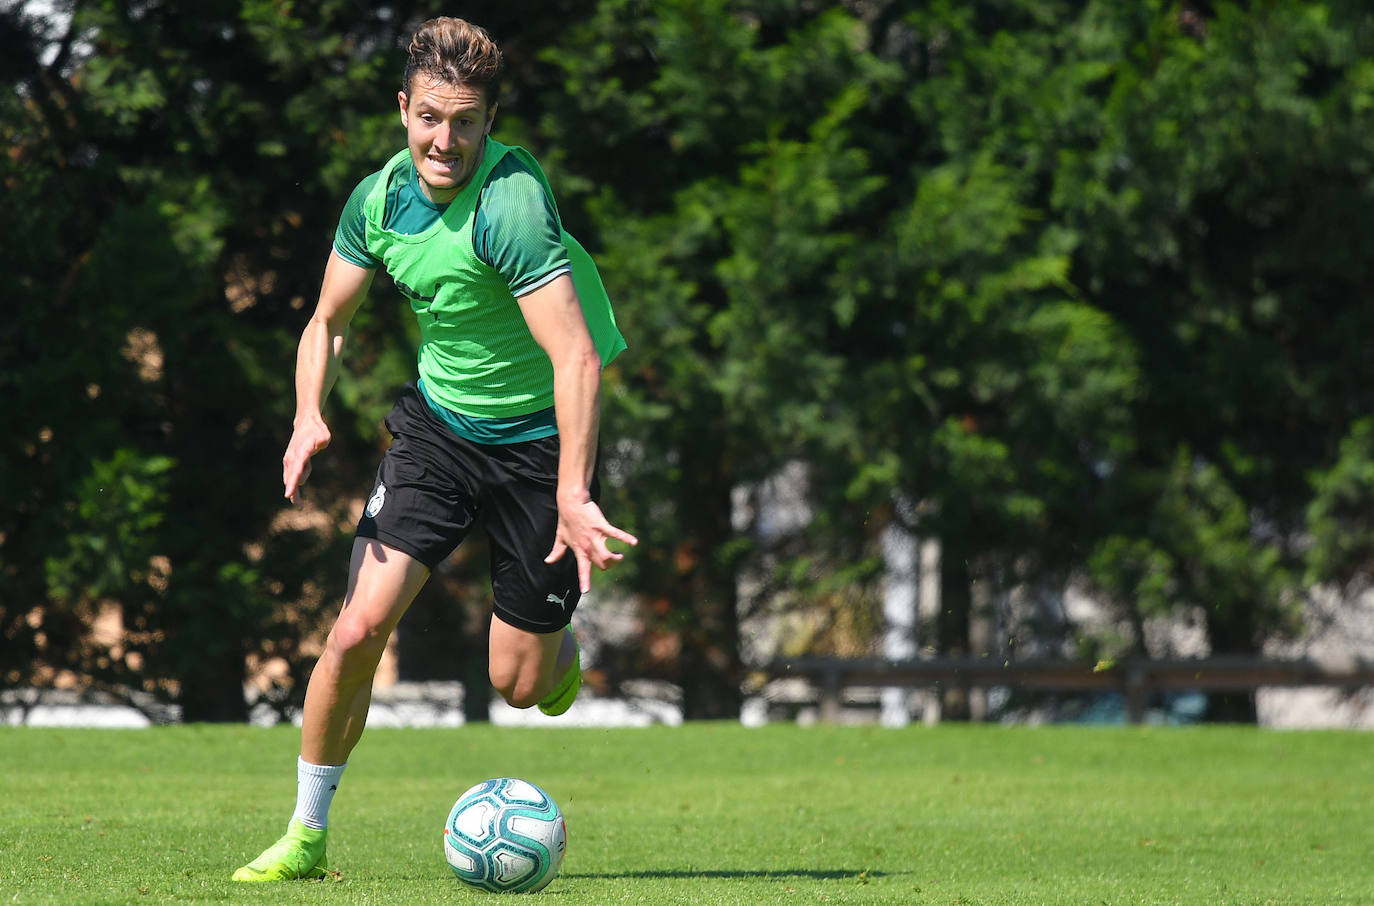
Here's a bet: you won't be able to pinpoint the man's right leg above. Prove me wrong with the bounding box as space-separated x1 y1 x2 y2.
233 539 430 882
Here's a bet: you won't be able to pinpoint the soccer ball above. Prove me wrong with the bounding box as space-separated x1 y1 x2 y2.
443 777 567 893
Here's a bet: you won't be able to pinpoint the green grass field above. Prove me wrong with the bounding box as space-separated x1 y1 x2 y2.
0 723 1369 905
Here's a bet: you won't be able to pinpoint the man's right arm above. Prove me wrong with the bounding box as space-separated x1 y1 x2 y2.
282 250 376 505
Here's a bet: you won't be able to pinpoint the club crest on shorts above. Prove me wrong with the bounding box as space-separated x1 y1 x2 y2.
366 482 387 517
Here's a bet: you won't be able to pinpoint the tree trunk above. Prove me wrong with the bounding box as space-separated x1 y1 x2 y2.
937 539 972 721
675 440 742 720
1204 607 1259 724
179 638 249 722
394 550 490 722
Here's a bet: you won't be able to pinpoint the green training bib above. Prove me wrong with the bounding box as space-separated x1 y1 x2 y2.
363 139 626 418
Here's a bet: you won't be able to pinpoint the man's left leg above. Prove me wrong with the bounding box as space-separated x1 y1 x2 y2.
488 616 579 712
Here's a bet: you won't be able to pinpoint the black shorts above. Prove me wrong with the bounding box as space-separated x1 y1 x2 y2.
356 384 593 634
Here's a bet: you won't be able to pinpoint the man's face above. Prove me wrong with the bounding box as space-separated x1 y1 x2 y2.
398 75 496 204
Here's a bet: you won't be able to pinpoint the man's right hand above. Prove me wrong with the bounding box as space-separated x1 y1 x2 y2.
282 413 332 506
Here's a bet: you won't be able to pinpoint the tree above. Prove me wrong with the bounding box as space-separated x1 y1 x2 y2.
533 0 919 716
0 0 420 719
6 0 1373 726
859 0 1374 720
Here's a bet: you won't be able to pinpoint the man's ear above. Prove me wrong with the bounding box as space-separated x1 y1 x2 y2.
485 102 498 135
397 91 410 127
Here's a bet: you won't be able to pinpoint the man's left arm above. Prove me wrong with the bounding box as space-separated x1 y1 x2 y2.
517 273 638 592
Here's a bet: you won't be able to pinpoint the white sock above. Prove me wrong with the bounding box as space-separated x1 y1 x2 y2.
292 757 347 830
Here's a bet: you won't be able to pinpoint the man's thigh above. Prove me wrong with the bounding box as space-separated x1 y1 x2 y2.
333 538 432 644
487 612 565 703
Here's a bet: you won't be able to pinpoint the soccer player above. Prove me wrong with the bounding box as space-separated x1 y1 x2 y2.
233 17 636 882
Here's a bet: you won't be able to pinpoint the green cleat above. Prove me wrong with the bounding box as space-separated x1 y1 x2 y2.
538 639 581 717
232 819 330 882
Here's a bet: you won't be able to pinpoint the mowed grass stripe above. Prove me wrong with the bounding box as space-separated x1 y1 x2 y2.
0 724 1368 905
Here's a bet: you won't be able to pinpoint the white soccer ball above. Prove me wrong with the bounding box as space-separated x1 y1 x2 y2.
443 777 567 893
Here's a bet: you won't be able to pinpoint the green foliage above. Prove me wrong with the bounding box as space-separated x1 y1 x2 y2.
44 450 174 603
824 0 1374 679
1305 418 1374 587
4 0 1374 721
0 0 427 716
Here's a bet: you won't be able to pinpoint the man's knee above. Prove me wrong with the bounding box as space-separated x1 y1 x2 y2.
326 610 390 670
488 618 566 710
490 666 544 710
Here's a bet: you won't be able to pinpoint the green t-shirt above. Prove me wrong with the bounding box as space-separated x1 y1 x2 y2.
333 146 621 443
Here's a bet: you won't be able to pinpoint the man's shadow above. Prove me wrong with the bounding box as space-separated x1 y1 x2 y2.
560 868 891 881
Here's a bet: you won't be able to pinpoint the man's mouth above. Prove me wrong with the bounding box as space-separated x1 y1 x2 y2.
428 155 460 173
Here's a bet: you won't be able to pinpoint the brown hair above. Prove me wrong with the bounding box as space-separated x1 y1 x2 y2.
403 17 504 106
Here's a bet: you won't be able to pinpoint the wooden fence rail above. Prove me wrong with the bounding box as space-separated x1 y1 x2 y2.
759 656 1374 724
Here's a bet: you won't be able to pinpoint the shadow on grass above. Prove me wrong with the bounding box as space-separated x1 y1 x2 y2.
560 868 891 881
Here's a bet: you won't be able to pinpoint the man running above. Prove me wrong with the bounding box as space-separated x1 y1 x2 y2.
233 16 635 882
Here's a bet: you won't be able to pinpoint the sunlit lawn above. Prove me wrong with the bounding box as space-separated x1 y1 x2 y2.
1 722 1369 904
